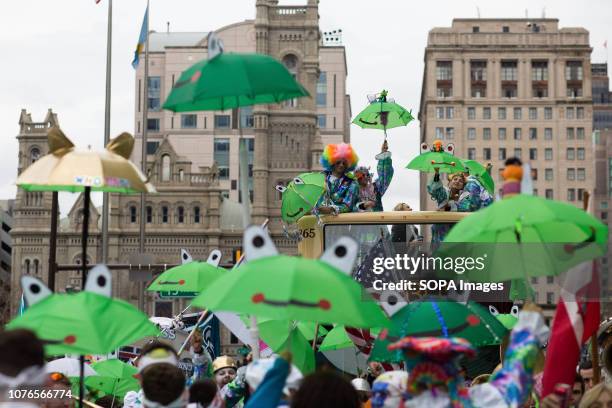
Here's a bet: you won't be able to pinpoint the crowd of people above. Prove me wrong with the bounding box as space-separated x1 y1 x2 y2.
1 305 611 408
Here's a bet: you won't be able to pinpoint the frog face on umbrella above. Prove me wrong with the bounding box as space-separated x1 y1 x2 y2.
276 173 325 223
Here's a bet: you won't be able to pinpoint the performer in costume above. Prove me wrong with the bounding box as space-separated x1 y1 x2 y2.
427 169 466 244
314 143 360 215
354 140 394 212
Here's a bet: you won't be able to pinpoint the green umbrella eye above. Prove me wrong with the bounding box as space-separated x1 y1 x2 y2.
21 275 52 306
85 265 112 297
420 143 430 152
275 185 287 193
511 305 519 317
488 305 500 316
293 177 305 185
377 289 407 316
446 143 455 154
180 248 193 264
207 249 222 267
320 237 358 275
244 225 278 261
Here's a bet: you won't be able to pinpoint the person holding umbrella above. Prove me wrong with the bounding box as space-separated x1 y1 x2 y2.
314 143 360 215
354 141 394 212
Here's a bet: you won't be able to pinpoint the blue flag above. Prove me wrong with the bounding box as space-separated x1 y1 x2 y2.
132 5 149 69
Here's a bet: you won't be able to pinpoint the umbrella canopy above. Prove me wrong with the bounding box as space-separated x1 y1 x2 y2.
276 172 325 223
461 159 495 194
192 226 389 329
352 91 414 132
163 52 309 112
370 300 508 363
16 127 154 194
437 194 608 283
147 250 225 294
254 318 327 352
406 151 466 174
7 266 159 356
319 325 353 351
85 359 139 399
46 358 97 378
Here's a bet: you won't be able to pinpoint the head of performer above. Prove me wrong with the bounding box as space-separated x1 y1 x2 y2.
212 356 237 388
447 171 467 193
321 143 359 178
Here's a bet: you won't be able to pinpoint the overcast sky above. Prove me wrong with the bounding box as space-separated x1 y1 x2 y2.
0 0 610 215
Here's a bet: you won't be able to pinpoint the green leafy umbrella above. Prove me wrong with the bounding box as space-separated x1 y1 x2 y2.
437 194 608 284
319 325 353 351
163 53 309 112
147 258 224 295
84 359 139 399
461 159 495 194
352 90 414 139
370 300 508 363
406 151 465 174
192 228 389 329
277 172 325 223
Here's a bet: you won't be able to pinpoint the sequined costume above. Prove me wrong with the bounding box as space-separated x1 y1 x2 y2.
355 151 394 212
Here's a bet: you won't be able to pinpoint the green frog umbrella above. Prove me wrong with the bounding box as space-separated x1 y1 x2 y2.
193 226 389 329
370 300 508 363
275 172 326 223
406 139 466 174
147 249 225 295
352 90 414 140
84 359 139 399
437 194 608 286
461 159 495 195
7 266 159 355
319 325 353 351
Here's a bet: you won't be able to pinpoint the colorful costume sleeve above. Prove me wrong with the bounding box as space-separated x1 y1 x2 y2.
427 174 449 206
456 177 493 212
244 358 290 408
313 173 359 215
221 366 248 408
374 151 394 197
479 311 549 408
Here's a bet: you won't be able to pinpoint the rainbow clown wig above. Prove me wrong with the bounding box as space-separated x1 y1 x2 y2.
320 143 359 172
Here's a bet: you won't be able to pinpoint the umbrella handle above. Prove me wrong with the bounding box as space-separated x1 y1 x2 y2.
312 323 319 351
79 355 85 408
250 315 260 360
177 309 209 356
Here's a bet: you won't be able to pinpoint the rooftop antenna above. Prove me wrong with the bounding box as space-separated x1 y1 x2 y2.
476 6 481 18
166 21 170 33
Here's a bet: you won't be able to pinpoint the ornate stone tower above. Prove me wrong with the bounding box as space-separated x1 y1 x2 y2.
252 0 321 229
10 109 57 312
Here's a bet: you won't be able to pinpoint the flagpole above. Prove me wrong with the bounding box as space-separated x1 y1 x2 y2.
101 0 113 264
139 0 150 312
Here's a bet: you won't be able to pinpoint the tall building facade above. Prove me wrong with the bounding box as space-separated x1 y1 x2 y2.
9 0 350 347
419 19 594 310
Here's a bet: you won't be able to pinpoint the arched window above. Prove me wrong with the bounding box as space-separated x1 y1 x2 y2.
162 206 169 223
129 206 137 223
178 169 185 182
146 206 153 223
161 154 171 181
177 206 185 223
282 55 299 107
24 259 30 274
30 147 41 164
194 207 201 223
33 259 39 275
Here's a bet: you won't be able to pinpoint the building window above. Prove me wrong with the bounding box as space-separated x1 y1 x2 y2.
177 206 184 223
501 60 518 80
435 127 444 139
467 148 476 160
214 138 230 180
467 128 476 140
30 147 40 164
531 277 538 284
470 60 487 97
483 128 491 140
529 128 537 140
577 128 585 140
498 107 506 120
483 148 491 160
194 207 201 223
502 26 510 33
146 141 160 155
577 168 585 181
545 148 553 160
532 60 548 80
529 148 537 160
567 189 576 201
24 259 30 274
161 154 171 181
567 128 575 140
545 168 553 181
472 26 480 33
214 115 231 129
498 128 507 140
436 107 444 119
239 106 254 128
544 107 553 119
547 275 554 284
446 107 454 119
154 301 173 318
483 107 491 119
162 206 169 223
531 168 538 180
499 148 507 160
318 115 327 128
545 189 554 199
283 54 299 107
566 107 574 119
316 71 327 107
146 206 152 223
545 128 553 140
467 107 476 120
147 118 160 132
445 128 454 140
513 128 522 140
436 61 453 97
513 107 522 120
514 148 522 159
578 188 585 201
566 61 583 80
529 107 537 120
181 114 197 129
129 206 137 223
148 76 161 111
567 148 575 160
577 148 585 160
567 168 576 181
577 107 585 119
